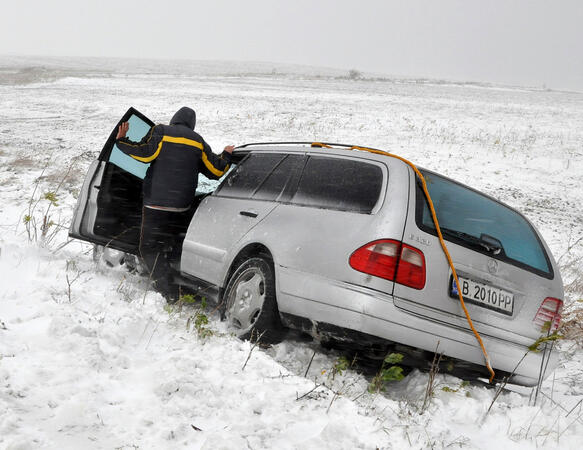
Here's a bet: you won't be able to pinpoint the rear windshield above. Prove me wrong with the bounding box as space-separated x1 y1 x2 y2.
415 171 552 278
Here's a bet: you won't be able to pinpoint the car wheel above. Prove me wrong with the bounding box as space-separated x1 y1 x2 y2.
223 257 282 343
92 244 141 273
93 244 124 267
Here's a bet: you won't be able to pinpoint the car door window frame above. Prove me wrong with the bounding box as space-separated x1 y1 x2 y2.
98 107 155 162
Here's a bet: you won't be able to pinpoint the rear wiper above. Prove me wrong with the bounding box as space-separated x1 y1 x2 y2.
479 233 503 255
439 227 503 255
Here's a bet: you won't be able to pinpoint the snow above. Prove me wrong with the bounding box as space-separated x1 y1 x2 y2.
1 57 583 449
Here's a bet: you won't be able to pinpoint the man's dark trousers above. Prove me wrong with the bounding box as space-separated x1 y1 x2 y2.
139 207 193 300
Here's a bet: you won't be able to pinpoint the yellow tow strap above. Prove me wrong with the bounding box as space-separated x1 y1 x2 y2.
344 145 496 383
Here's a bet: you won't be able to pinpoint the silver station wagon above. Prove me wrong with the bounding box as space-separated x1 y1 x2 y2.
70 108 564 386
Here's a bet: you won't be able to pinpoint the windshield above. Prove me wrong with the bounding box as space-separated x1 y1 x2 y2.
197 164 236 195
416 171 552 277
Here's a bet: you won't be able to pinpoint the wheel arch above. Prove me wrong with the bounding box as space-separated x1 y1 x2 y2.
221 242 276 292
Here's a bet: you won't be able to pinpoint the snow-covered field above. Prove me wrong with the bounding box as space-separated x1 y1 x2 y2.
1 57 582 449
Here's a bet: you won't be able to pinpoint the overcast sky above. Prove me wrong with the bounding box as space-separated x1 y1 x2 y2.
2 0 582 91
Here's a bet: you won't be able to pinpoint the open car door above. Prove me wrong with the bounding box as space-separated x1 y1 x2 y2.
69 107 154 254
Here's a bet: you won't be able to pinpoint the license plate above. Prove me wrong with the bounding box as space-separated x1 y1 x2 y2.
450 276 514 315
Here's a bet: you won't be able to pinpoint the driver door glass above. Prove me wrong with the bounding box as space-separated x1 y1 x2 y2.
108 114 152 179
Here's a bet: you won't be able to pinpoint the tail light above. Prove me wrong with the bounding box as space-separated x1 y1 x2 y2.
349 240 426 289
533 297 563 333
395 244 426 289
349 239 400 281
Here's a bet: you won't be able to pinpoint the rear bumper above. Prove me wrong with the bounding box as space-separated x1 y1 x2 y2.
276 266 558 386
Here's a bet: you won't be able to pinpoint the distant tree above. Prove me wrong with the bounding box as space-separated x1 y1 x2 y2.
348 69 362 80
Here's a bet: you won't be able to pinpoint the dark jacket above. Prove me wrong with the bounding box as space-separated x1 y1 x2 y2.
116 107 231 209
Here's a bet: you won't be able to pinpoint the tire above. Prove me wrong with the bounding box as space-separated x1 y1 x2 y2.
92 244 124 267
92 244 142 273
222 257 283 343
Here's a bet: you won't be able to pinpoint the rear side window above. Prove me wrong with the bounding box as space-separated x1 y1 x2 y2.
291 156 383 213
416 171 552 278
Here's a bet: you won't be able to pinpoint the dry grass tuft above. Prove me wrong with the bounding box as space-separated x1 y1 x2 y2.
40 170 82 190
560 305 583 347
9 156 39 169
565 277 583 298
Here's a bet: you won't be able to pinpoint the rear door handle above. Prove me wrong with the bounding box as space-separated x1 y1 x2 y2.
239 211 258 218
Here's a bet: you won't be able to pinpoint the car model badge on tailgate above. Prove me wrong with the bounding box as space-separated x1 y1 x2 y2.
409 233 431 246
487 259 499 274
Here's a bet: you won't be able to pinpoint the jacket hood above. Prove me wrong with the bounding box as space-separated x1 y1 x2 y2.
170 106 196 129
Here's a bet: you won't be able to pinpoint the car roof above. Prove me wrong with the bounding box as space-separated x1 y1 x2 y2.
233 142 532 220
233 141 407 165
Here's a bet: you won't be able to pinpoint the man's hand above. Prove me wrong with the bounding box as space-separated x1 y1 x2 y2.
224 145 235 154
116 122 129 139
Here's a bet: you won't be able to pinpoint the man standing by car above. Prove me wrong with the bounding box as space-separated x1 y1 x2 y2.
115 106 234 301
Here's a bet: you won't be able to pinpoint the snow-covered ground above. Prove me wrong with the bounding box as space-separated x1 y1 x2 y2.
1 57 582 449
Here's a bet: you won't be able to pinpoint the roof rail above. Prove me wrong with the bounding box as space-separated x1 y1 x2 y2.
235 141 388 154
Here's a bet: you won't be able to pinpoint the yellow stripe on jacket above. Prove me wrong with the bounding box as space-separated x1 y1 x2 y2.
202 152 230 177
129 136 204 163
